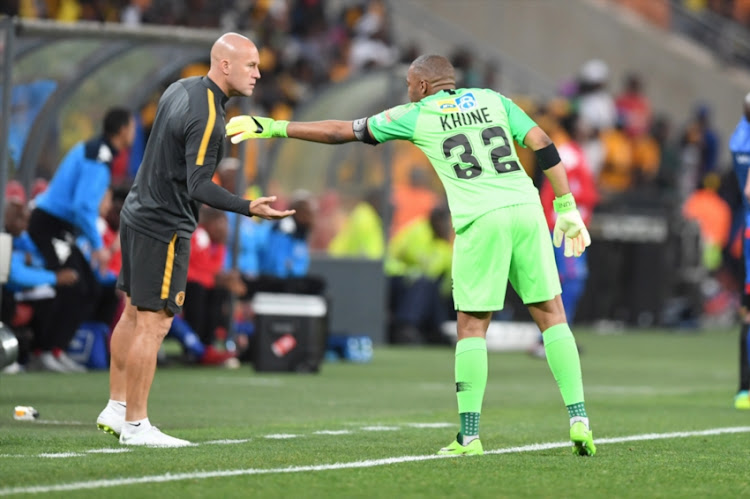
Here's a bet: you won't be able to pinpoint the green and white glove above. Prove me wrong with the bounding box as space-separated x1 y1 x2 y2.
552 193 591 258
226 116 289 144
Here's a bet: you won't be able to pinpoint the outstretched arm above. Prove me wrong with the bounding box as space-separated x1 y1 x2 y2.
286 120 357 144
227 116 380 145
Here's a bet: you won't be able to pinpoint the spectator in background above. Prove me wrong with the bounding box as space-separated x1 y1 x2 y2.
1 181 79 373
683 172 733 316
121 0 152 26
102 185 129 281
183 206 243 366
258 191 315 279
391 167 438 236
598 117 634 197
576 59 617 133
87 185 129 331
680 104 720 197
253 191 326 296
542 114 600 321
729 92 750 409
533 114 600 358
695 104 720 178
348 0 396 71
615 73 652 139
385 205 453 345
72 188 119 328
328 188 385 259
215 158 269 282
630 121 661 190
26 107 134 372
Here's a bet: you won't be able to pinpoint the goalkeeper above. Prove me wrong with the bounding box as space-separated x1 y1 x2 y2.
227 55 595 457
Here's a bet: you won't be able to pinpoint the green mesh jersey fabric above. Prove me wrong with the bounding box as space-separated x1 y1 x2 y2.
367 88 540 231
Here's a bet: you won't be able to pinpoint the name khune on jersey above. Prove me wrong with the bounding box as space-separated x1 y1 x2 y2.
440 107 493 131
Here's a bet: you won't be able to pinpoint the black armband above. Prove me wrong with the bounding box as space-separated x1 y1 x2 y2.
535 143 562 170
353 117 378 146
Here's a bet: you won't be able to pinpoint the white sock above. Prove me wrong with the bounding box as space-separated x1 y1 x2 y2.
124 417 151 434
462 435 478 445
570 416 590 429
107 399 127 416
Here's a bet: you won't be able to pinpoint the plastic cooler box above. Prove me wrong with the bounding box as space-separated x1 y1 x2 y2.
251 292 328 373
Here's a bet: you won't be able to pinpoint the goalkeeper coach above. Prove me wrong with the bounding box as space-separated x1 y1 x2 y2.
96 33 294 447
227 54 596 457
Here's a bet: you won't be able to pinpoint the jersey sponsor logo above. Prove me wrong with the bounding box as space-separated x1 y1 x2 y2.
456 92 477 111
735 153 750 165
437 92 477 114
437 98 459 113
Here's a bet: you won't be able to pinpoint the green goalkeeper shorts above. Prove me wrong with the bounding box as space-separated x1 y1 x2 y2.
452 203 562 312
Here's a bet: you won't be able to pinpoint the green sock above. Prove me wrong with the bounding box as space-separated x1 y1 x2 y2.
543 324 585 408
455 337 487 439
567 401 587 418
459 412 480 441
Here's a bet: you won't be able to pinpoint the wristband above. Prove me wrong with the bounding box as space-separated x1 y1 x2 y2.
271 120 289 138
553 193 576 213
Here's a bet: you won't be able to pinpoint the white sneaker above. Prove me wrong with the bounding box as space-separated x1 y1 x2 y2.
96 405 125 438
55 352 87 373
119 426 192 447
27 352 68 373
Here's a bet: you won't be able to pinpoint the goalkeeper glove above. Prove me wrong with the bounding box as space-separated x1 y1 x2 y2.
226 116 289 144
552 193 592 258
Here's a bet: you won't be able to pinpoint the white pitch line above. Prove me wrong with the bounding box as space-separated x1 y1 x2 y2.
86 449 131 454
405 423 454 429
205 377 284 387
313 430 352 435
2 426 748 496
38 453 85 459
361 426 399 431
263 434 299 439
584 385 723 396
33 420 88 426
203 439 252 445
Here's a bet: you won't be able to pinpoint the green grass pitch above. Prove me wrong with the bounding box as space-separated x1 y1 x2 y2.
1 328 749 498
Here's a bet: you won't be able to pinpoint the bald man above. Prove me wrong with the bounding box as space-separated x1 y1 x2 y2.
96 33 294 447
730 92 750 410
227 54 596 456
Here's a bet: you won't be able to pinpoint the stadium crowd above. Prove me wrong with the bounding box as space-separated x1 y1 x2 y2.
2 0 745 373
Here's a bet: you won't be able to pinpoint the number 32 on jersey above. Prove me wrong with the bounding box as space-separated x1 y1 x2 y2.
442 126 521 180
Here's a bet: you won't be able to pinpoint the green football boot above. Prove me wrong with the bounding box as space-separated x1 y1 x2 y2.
570 421 596 456
437 434 484 456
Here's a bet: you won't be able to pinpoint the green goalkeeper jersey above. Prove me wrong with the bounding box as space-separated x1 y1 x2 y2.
367 88 539 232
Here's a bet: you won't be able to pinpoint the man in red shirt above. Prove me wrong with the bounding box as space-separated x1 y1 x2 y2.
184 206 245 365
539 114 600 328
615 73 652 139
